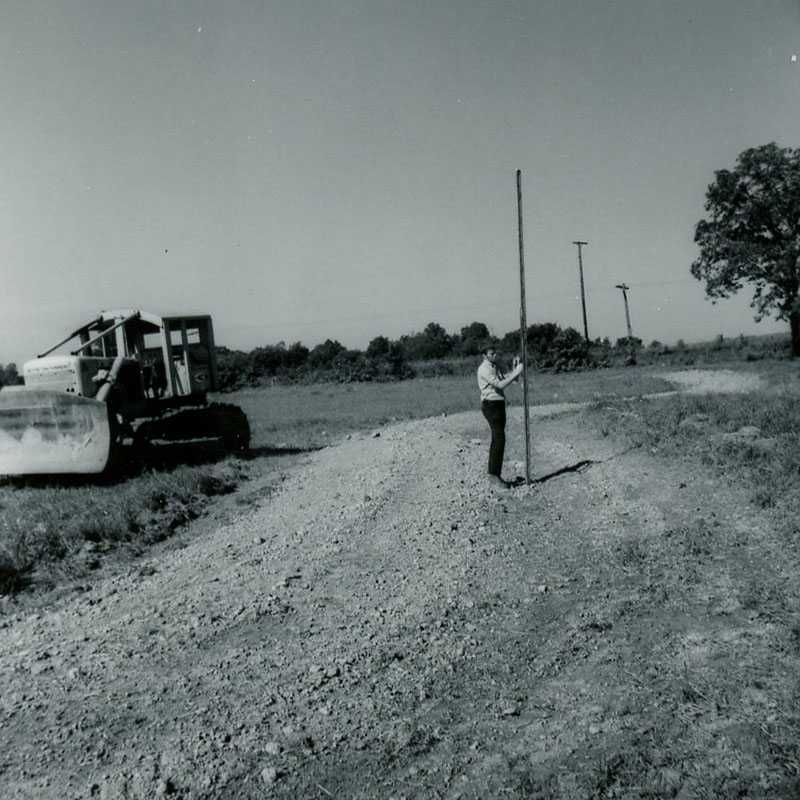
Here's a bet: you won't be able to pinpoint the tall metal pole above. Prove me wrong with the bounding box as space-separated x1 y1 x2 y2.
517 170 531 484
572 241 589 342
615 283 633 339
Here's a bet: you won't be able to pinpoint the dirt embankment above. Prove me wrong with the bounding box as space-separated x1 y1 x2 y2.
2 370 798 799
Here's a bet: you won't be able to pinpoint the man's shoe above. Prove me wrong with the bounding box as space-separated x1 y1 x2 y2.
487 474 509 489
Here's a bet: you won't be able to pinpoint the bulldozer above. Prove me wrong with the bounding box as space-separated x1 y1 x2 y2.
0 309 250 476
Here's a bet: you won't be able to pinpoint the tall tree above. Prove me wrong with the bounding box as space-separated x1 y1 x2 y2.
400 322 453 360
691 143 800 356
366 335 390 359
458 321 491 356
308 339 345 368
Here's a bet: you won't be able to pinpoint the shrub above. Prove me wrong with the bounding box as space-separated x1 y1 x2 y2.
455 322 493 357
548 327 593 371
366 335 390 359
0 464 249 595
0 363 21 388
400 322 453 360
308 339 346 369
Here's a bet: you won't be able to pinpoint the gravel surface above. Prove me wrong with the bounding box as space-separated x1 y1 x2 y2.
3 368 791 799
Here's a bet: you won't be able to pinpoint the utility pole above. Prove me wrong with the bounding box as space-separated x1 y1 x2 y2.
615 283 633 339
615 282 636 364
572 241 589 342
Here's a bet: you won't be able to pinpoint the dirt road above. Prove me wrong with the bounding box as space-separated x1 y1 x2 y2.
2 370 798 798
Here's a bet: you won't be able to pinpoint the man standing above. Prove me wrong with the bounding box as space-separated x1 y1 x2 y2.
477 347 523 488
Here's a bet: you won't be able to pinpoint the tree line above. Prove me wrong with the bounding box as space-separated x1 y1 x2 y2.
213 321 645 390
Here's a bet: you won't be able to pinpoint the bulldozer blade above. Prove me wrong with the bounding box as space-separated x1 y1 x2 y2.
0 388 113 476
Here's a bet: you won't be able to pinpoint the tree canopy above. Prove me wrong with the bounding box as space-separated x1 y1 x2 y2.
691 142 800 356
0 363 20 388
400 322 453 360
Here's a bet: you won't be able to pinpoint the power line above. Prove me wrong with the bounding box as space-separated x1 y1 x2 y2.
602 278 696 290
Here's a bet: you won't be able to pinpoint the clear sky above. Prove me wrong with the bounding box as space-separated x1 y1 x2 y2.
2 0 799 366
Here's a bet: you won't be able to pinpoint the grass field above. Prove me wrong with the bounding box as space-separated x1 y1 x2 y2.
232 368 676 451
0 362 795 602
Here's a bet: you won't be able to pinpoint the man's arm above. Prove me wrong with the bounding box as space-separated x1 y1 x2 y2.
481 359 523 391
496 361 523 390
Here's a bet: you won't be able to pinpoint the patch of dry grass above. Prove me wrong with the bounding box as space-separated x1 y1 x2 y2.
588 383 800 514
0 461 246 596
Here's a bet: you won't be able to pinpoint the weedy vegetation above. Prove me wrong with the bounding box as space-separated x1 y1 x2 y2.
586 361 800 515
577 360 800 798
0 463 244 596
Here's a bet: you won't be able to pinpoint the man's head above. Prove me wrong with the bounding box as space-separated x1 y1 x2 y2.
484 347 497 365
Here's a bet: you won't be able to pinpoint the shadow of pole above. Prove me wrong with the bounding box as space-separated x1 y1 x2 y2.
508 459 597 486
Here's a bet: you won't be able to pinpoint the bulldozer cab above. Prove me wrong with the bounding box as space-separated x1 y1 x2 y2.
128 314 218 399
56 310 219 401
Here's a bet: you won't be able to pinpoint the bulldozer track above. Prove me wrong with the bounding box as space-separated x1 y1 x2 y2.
133 403 250 454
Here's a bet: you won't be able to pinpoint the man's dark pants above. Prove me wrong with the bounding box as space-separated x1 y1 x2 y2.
481 399 506 477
